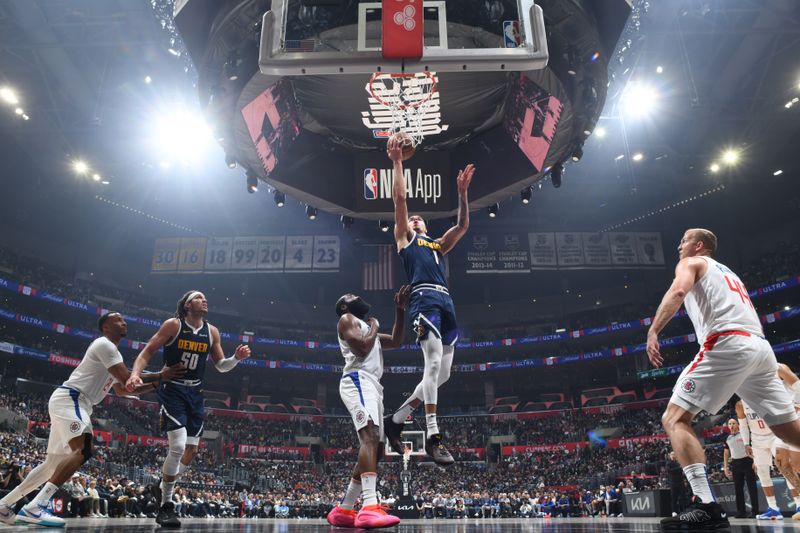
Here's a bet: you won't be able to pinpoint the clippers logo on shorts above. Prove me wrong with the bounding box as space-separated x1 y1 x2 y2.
364 168 379 199
69 421 81 433
355 410 367 424
680 378 696 394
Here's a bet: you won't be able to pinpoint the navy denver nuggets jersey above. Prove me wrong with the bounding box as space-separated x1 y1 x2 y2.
164 319 211 383
399 234 448 287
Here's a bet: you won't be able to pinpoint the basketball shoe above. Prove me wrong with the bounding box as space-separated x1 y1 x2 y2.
0 503 16 525
156 501 181 528
383 416 405 455
425 433 454 466
327 505 357 527
757 508 783 520
354 504 400 529
17 503 65 527
660 498 729 530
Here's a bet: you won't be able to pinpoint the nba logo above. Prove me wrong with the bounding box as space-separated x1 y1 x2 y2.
503 21 522 48
364 168 378 200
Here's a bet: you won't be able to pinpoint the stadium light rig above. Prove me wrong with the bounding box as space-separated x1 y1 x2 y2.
245 170 258 193
306 205 317 220
340 215 354 229
73 160 89 174
0 87 19 105
273 190 285 207
379 220 390 232
620 81 659 118
487 203 499 218
550 163 563 188
520 187 532 204
722 149 739 165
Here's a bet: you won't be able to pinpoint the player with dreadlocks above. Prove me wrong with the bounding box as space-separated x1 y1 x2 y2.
126 290 251 528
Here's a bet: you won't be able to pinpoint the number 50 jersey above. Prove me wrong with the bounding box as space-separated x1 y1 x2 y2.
164 319 211 385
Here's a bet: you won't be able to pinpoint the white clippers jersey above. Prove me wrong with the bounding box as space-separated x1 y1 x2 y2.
683 256 763 345
62 337 124 405
339 318 383 380
742 400 773 437
784 381 800 408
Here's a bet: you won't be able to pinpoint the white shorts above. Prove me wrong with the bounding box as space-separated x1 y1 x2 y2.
670 333 797 426
340 371 384 442
47 387 93 455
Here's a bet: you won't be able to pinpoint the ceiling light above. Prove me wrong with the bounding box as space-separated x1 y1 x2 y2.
722 149 739 165
615 154 625 161
92 173 101 182
656 65 663 74
246 170 258 193
620 81 659 117
520 187 532 204
595 127 606 138
101 180 110 185
709 163 720 173
487 203 499 218
787 101 794 109
306 205 317 220
22 114 29 120
0 87 19 105
773 169 783 176
159 161 171 169
340 215 354 229
379 220 390 232
145 76 152 84
632 152 644 161
273 190 285 207
73 160 89 174
551 164 563 188
225 154 237 169
14 107 23 115
152 108 213 163
571 146 583 162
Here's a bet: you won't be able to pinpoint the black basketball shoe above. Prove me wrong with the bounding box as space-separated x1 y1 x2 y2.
660 499 729 530
384 415 405 455
425 433 455 466
156 502 181 528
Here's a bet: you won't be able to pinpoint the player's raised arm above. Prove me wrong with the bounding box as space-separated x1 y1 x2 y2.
126 318 181 391
338 314 379 357
111 363 185 396
388 136 411 250
437 164 475 254
380 285 410 350
208 325 251 372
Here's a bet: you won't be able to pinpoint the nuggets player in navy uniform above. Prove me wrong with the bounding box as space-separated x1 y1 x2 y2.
126 291 251 527
383 134 475 465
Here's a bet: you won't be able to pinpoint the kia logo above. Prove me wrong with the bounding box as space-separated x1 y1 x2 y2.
397 505 414 510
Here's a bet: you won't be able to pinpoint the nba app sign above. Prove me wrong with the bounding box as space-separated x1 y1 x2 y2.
363 167 442 204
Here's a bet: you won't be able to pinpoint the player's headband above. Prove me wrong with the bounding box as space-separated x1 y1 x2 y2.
185 291 204 308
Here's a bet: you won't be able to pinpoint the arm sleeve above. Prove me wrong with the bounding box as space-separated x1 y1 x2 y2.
214 356 240 373
738 419 750 446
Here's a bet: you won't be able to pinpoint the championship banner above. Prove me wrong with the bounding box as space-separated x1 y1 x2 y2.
466 233 530 273
152 235 340 274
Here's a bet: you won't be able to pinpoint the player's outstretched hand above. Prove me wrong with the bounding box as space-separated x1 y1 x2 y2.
387 136 403 162
368 317 380 330
457 164 475 195
125 374 143 392
395 285 411 310
161 364 186 381
646 332 662 368
234 344 252 361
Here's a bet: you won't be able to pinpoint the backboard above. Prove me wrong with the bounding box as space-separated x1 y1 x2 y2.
384 429 427 457
260 0 547 75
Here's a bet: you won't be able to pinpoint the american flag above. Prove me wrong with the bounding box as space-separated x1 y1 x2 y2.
285 39 316 52
363 245 395 291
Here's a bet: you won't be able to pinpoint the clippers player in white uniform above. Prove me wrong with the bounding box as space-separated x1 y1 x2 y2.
736 398 800 519
647 228 800 530
0 312 182 527
326 286 409 530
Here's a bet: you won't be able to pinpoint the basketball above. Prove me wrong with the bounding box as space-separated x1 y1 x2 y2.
393 132 416 161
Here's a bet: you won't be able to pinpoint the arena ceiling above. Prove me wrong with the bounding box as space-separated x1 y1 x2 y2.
0 0 799 240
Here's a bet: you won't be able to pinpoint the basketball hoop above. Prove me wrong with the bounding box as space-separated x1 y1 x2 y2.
368 72 437 147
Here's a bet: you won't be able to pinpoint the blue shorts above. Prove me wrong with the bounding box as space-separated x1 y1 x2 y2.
157 382 205 438
409 286 459 346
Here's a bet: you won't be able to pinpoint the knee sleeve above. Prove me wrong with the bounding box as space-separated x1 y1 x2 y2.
756 463 773 487
438 346 454 386
420 337 443 405
163 427 187 476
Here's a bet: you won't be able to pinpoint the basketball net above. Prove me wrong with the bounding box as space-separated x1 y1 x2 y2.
368 72 437 148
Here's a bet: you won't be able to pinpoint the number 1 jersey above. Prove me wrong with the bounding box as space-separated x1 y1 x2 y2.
684 256 763 345
164 319 211 384
398 234 448 287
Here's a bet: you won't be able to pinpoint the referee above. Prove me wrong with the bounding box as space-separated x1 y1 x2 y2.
723 418 759 518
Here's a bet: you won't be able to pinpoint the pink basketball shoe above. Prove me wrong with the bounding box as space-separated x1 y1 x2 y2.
354 504 401 529
327 505 357 527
